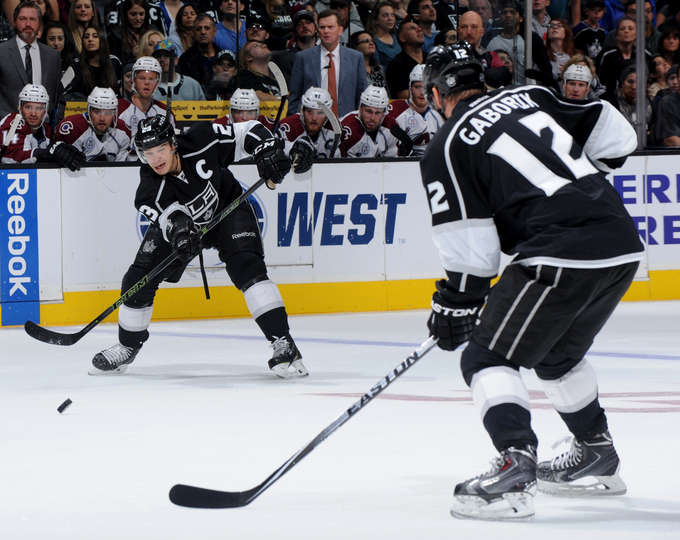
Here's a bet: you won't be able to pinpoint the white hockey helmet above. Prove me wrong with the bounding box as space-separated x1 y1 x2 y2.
360 85 389 109
230 88 260 111
563 64 593 85
87 87 118 128
301 87 333 111
132 56 162 79
409 64 425 84
18 83 49 126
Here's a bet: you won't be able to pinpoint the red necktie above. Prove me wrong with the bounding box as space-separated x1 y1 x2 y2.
327 53 338 117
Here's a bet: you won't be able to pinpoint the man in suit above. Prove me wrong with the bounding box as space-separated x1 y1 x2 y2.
288 9 367 118
0 1 61 120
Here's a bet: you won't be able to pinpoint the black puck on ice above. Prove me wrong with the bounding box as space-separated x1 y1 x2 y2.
57 398 72 413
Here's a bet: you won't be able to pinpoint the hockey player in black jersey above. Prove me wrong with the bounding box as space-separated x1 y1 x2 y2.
91 115 309 379
420 43 644 520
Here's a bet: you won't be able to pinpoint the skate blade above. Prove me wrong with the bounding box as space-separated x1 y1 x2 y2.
270 359 309 379
88 364 130 376
450 492 535 521
537 474 627 497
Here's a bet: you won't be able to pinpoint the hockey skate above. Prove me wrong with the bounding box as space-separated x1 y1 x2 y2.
450 446 537 521
268 335 308 378
89 343 141 375
537 430 627 496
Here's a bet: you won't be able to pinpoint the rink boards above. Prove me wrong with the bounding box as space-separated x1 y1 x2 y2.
1 156 679 326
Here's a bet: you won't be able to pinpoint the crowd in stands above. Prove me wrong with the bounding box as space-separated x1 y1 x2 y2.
1 0 680 167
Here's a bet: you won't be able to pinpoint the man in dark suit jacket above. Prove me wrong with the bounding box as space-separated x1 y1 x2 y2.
288 10 367 118
0 2 60 121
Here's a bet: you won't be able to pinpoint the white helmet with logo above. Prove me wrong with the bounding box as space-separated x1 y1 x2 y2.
563 64 593 85
18 83 49 126
301 87 332 110
360 85 389 109
230 88 260 111
132 56 162 79
409 64 425 84
87 87 119 128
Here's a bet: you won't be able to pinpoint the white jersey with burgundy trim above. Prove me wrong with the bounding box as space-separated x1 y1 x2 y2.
277 113 338 158
386 100 444 156
118 98 176 151
0 113 51 164
420 84 644 284
135 120 272 239
55 113 134 162
338 111 399 158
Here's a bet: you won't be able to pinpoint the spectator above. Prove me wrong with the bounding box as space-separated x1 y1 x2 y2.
599 0 627 32
121 61 135 98
67 0 99 54
41 20 77 71
226 40 281 100
367 1 401 69
158 0 184 33
625 0 660 54
546 19 575 81
277 87 339 170
205 48 237 99
177 12 222 89
152 39 206 100
339 85 407 157
458 10 505 72
252 0 294 51
350 30 386 88
167 3 197 56
386 16 424 98
470 0 494 36
650 64 680 146
138 29 165 58
215 0 246 55
55 86 133 161
408 0 438 53
648 53 670 100
605 65 651 127
330 0 363 47
0 1 61 120
561 62 592 99
658 27 680 67
65 24 122 99
657 3 680 33
385 63 443 155
433 26 457 46
315 0 364 35
118 55 175 144
434 0 463 32
532 0 551 42
288 9 367 117
105 0 168 36
486 0 528 83
108 0 157 65
270 9 317 83
572 0 607 61
245 13 270 44
30 0 59 22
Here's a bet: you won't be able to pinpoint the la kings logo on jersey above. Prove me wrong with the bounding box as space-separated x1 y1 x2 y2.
187 182 218 223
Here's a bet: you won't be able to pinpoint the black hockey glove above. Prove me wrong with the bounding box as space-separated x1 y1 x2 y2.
389 124 414 157
34 141 86 171
252 138 291 189
427 279 485 351
289 135 316 174
168 212 201 263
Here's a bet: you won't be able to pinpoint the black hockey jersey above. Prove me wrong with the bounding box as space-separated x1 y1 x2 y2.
135 120 270 240
420 85 644 289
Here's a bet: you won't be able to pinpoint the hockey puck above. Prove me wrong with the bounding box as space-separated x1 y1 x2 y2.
57 398 72 414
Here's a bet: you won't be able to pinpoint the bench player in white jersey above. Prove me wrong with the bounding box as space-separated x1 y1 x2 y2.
118 56 176 151
421 43 642 520
339 85 413 158
55 87 134 162
214 88 276 132
277 87 338 174
386 64 444 156
0 84 85 170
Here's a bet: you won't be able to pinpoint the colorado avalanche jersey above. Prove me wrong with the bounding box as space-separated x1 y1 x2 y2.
338 112 399 158
0 113 50 163
118 98 176 145
277 113 338 158
386 100 443 156
55 113 133 161
420 85 644 285
135 120 272 239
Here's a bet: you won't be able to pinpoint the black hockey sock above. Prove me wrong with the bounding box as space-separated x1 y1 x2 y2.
118 326 149 349
483 403 539 452
557 398 609 441
255 307 290 342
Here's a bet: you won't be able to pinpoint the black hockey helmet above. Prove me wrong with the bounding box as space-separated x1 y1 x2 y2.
423 41 485 112
134 115 176 162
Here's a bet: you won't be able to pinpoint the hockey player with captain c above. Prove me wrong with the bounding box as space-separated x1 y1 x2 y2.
420 42 643 520
92 115 309 379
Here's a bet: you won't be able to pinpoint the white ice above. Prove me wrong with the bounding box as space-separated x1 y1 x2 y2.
1 302 679 539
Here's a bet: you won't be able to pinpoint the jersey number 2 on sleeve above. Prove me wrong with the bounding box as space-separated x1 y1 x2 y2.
487 111 598 196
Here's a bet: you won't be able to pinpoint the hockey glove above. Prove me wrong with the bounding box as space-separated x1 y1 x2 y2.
34 141 86 171
427 279 485 351
252 138 291 189
289 135 316 174
389 124 414 157
168 212 201 263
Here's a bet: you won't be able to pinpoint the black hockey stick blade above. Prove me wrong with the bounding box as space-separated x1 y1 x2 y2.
24 319 89 346
168 337 438 509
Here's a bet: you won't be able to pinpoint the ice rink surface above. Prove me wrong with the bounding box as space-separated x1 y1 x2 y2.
2 301 679 539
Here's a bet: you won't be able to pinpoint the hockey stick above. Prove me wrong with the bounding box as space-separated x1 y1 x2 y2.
267 61 288 134
24 177 268 346
168 336 438 509
316 101 341 157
